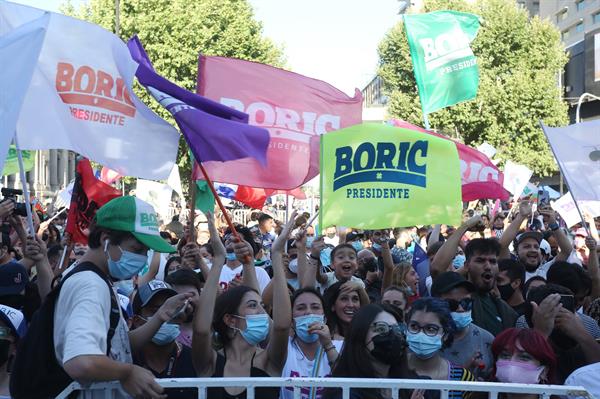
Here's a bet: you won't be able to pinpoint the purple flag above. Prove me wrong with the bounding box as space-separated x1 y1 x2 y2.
127 36 270 165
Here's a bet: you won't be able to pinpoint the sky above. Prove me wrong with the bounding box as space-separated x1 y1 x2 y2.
11 0 402 96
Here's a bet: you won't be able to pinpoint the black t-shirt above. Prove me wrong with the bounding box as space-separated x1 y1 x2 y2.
511 302 528 317
134 343 197 399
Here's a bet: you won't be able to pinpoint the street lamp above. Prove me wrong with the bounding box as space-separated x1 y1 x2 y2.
575 92 600 123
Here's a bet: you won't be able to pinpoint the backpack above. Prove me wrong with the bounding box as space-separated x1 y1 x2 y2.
10 262 121 399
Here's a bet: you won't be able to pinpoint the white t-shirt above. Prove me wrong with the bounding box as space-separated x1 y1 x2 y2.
54 269 131 399
321 272 365 292
566 362 600 399
218 264 271 293
280 338 344 399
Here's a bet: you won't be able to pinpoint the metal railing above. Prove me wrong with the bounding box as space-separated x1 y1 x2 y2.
56 377 592 399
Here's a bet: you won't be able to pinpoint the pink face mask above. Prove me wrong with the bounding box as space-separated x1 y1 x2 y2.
495 360 545 384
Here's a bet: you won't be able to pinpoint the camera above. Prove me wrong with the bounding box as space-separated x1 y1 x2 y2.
1 188 28 217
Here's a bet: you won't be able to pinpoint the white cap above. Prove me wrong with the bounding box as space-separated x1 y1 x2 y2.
0 304 25 337
540 239 551 255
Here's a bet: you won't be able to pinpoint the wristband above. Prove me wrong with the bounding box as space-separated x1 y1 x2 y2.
310 254 320 261
548 222 559 231
323 345 335 352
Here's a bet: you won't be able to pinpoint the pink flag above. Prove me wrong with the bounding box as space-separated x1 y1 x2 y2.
100 166 122 185
194 56 362 190
388 120 509 201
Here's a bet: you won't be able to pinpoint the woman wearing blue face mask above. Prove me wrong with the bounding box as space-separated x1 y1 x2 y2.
406 298 474 399
281 287 342 399
192 212 293 399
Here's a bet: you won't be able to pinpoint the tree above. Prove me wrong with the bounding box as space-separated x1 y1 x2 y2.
62 0 284 192
378 0 568 176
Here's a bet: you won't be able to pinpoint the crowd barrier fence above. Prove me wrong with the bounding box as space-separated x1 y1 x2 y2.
55 377 592 399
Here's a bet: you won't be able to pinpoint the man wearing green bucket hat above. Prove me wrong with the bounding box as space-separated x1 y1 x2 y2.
53 196 194 398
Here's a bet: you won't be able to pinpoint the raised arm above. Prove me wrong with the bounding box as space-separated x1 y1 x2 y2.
430 216 482 279
232 236 260 293
24 235 52 300
192 213 225 376
428 224 442 248
498 202 531 259
137 251 160 286
295 230 309 288
540 209 573 262
266 211 294 373
379 234 395 292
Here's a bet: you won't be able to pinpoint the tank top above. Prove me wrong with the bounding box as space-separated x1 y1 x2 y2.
208 350 280 399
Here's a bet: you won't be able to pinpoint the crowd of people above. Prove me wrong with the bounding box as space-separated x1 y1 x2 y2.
0 194 598 399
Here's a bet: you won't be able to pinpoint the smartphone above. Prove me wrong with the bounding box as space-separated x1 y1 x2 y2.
538 190 550 209
559 294 575 311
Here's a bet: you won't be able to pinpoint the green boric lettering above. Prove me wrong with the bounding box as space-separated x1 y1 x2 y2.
140 213 158 227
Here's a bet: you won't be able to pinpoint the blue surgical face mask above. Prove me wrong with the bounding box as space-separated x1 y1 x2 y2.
452 254 466 269
351 241 364 252
306 236 315 248
407 331 442 359
152 322 181 346
372 242 382 251
451 311 472 330
294 314 324 343
225 252 237 262
320 247 332 267
105 241 148 280
233 313 270 345
288 258 299 274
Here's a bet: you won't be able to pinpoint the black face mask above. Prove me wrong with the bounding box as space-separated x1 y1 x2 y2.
0 340 10 367
497 283 515 301
369 331 406 365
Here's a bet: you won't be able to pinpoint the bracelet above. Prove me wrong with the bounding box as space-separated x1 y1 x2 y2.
309 254 320 261
323 344 335 352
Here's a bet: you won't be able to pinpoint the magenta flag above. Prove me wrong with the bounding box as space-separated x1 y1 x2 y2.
388 119 510 201
194 56 363 190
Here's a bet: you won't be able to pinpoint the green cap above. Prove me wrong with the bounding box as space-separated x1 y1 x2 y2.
95 196 175 253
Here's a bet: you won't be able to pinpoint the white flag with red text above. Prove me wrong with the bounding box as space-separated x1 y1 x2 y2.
0 1 179 180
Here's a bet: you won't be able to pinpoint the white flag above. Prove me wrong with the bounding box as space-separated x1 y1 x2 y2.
135 179 173 221
503 160 533 197
0 2 179 180
551 192 600 228
543 121 600 202
0 10 48 174
167 165 183 200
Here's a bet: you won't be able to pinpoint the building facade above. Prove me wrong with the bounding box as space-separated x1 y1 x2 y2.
2 150 76 203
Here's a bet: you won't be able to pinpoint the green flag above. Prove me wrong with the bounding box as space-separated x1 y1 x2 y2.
2 145 35 176
404 11 480 115
195 180 215 213
319 123 462 229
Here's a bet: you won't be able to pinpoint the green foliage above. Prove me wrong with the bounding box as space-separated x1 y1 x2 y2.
378 0 569 176
61 0 284 192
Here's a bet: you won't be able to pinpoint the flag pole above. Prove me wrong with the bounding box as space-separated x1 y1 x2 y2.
539 121 591 236
188 172 196 244
423 113 431 130
13 133 35 235
196 163 241 240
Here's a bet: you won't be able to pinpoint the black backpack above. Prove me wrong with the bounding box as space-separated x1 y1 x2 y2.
10 262 121 399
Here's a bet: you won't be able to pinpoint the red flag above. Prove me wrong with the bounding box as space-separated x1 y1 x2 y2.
194 56 362 190
234 186 268 210
100 166 122 185
387 120 510 202
66 159 121 244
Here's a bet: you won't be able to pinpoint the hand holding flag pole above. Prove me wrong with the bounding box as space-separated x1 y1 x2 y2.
13 133 35 235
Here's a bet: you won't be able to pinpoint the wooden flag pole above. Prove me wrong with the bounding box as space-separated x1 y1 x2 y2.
197 163 239 239
188 173 196 244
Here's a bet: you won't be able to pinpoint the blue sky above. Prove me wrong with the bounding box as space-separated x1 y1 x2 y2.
11 0 402 95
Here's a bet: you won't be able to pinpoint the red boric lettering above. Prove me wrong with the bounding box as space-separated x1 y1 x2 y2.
69 106 125 126
56 62 136 118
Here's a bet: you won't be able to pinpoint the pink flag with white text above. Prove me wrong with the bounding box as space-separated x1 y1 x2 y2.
194 56 363 190
388 120 510 201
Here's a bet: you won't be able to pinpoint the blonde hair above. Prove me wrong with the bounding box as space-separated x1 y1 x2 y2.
391 261 414 289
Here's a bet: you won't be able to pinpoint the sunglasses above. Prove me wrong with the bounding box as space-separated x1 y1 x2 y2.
445 297 473 312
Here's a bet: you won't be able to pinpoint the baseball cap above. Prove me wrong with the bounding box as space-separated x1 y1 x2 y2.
539 239 551 255
431 271 475 297
95 196 175 253
0 262 28 296
132 280 177 314
0 304 26 338
516 231 543 247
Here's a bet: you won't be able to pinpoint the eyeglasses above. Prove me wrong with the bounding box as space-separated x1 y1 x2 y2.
371 321 406 336
445 297 473 312
407 321 442 337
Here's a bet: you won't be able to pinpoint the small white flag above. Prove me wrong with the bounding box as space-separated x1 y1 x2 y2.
503 160 533 197
0 2 179 180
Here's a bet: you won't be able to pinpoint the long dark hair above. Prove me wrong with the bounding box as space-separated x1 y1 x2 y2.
213 285 258 347
324 304 408 399
323 281 365 338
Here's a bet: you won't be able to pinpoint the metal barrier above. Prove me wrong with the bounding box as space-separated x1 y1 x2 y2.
56 377 592 399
